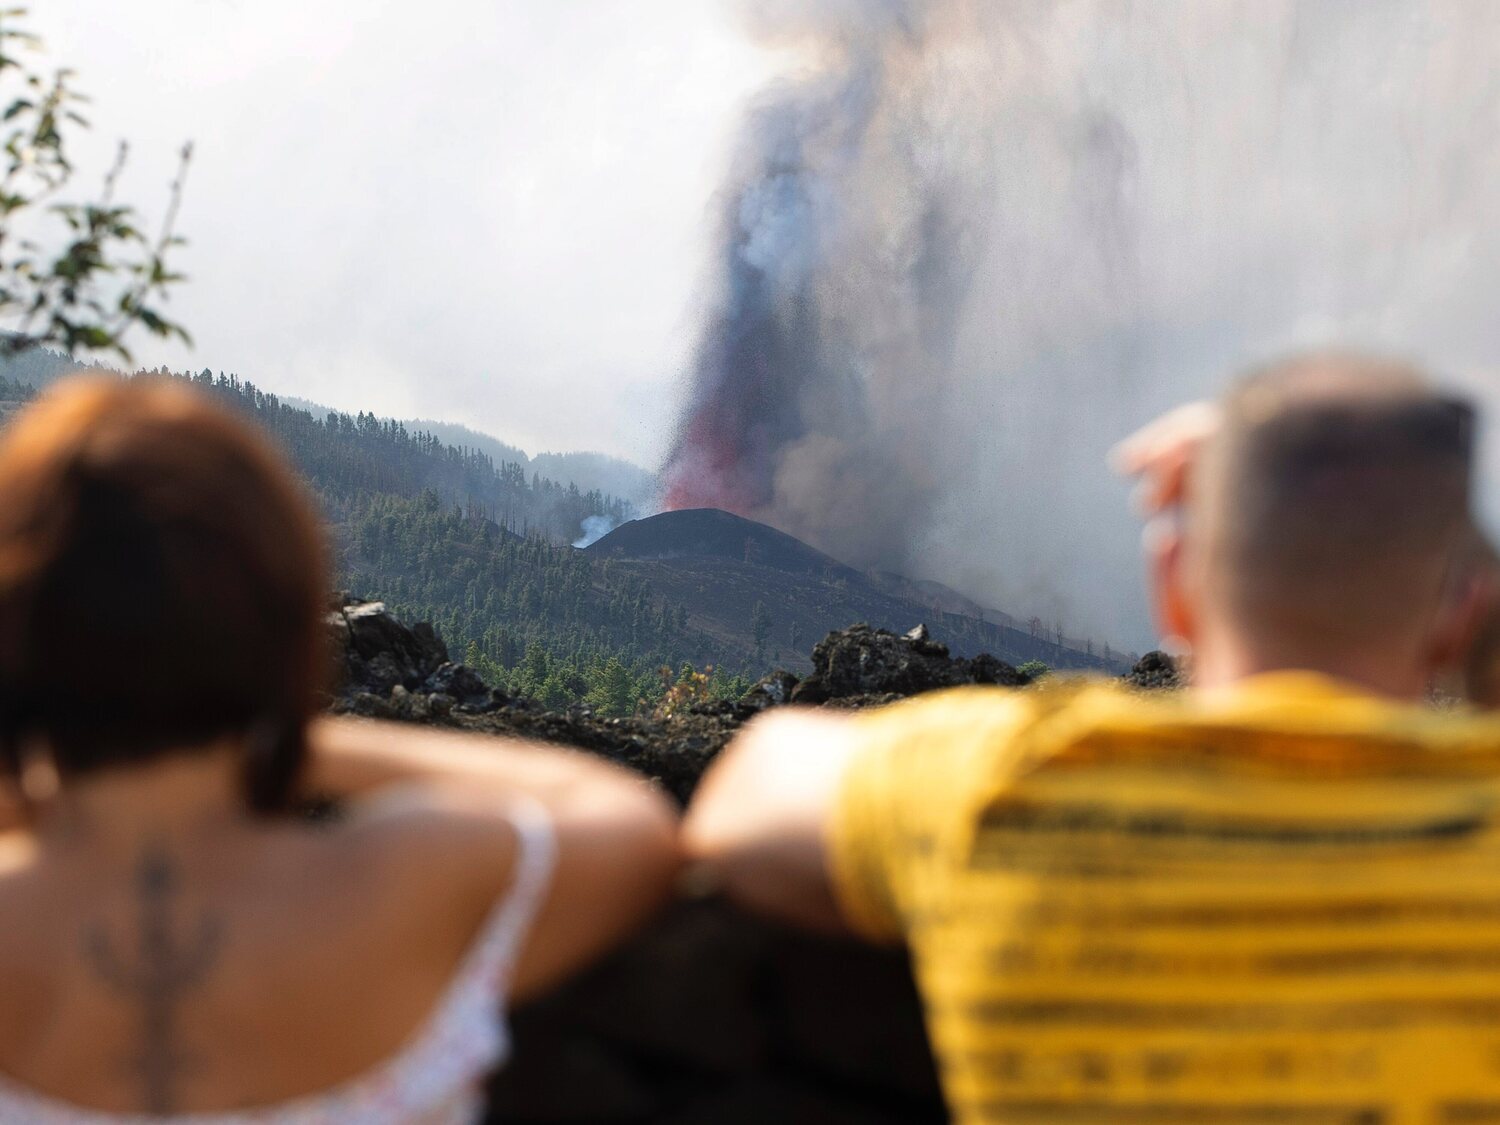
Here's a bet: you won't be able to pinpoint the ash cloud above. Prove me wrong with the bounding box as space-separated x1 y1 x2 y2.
662 0 997 568
667 0 1500 650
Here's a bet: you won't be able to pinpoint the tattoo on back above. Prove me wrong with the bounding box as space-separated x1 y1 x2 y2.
84 844 222 1114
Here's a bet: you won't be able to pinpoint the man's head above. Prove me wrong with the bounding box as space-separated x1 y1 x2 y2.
1153 352 1482 696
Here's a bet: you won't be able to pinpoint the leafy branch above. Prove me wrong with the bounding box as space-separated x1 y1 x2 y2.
0 6 192 361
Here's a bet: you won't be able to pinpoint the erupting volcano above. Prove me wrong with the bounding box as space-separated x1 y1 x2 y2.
662 0 1500 651
660 0 996 572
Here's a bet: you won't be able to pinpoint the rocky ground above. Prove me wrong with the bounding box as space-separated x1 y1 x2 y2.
325 601 1178 1124
328 600 1178 803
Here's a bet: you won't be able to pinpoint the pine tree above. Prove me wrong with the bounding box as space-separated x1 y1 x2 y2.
586 657 636 717
751 601 772 662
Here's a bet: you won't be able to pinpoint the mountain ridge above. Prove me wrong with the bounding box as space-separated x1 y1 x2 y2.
586 508 857 579
0 350 1131 691
583 508 1123 673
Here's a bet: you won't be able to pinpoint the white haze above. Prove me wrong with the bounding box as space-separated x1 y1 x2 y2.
26 1 1500 651
675 0 1500 651
574 514 623 549
27 0 776 467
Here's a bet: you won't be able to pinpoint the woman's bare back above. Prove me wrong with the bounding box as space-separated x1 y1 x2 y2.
0 773 521 1115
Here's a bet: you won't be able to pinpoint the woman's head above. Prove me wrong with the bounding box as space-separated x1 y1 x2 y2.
0 375 331 812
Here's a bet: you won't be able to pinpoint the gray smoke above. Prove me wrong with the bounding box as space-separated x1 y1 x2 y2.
669 0 1500 650
663 0 999 564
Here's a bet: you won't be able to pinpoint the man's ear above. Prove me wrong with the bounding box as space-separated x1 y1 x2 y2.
1147 515 1195 652
1427 565 1498 684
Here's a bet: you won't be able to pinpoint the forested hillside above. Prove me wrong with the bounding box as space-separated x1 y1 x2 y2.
161 369 701 710
0 347 116 387
0 352 1124 712
0 357 726 710
411 419 657 509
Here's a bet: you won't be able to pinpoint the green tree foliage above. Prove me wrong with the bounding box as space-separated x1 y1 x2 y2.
0 370 33 401
0 355 775 712
0 9 191 361
586 657 637 717
165 370 761 707
751 600 772 660
151 367 634 541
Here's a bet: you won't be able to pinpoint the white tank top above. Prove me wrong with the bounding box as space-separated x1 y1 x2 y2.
0 799 557 1124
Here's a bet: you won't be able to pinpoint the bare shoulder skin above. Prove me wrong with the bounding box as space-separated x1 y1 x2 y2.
310 718 684 1001
682 708 864 936
0 721 679 1114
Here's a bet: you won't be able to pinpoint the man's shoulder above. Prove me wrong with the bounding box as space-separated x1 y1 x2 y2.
851 678 1114 738
837 676 1500 837
1028 674 1500 780
836 679 1152 824
840 678 1177 777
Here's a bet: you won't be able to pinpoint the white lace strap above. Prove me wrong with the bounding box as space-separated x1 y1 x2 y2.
464 793 558 997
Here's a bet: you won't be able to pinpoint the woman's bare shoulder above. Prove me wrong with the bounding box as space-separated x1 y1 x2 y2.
0 830 35 875
323 783 526 930
0 833 45 954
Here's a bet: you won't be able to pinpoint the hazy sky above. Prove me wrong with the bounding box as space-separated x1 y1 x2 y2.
26 3 1500 651
33 1 777 464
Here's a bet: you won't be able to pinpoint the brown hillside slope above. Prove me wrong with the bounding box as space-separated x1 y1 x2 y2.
585 508 1127 674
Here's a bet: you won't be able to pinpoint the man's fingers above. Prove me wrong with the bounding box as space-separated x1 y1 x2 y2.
1123 437 1193 516
1110 401 1222 478
1112 401 1223 519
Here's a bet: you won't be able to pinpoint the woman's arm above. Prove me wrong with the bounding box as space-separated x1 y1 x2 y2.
307 715 682 999
305 714 649 811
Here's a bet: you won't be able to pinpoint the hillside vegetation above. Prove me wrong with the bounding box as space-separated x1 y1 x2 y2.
0 352 1126 711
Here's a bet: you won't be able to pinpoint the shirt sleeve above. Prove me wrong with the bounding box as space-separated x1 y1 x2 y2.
825 686 1040 943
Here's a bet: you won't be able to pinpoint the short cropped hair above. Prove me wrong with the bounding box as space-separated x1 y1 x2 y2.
1195 353 1476 648
0 376 331 812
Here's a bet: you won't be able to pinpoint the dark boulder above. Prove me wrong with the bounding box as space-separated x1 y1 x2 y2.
484 898 944 1125
331 600 449 695
740 669 800 711
331 598 511 712
1125 649 1182 690
421 661 503 712
790 622 1026 705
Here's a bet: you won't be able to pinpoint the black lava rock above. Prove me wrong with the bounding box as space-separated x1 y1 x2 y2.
1124 650 1182 690
790 623 1026 704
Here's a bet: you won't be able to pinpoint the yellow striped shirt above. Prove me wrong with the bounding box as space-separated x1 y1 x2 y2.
828 674 1500 1125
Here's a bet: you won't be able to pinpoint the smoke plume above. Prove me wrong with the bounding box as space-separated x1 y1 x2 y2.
662 0 1000 567
666 0 1500 649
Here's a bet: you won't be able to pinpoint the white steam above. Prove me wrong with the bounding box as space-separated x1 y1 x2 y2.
676 0 1500 649
573 514 620 549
